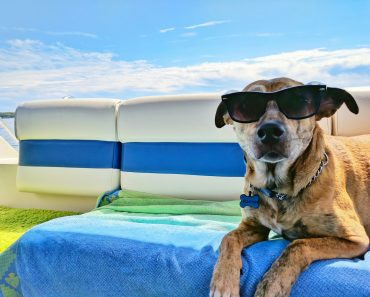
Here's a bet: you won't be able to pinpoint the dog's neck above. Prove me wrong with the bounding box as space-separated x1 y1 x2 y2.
244 124 326 197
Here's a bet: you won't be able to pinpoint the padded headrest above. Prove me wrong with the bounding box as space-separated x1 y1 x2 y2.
16 99 121 196
16 99 119 141
118 94 237 142
118 94 245 201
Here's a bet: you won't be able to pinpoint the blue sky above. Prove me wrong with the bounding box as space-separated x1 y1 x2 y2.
1 0 370 110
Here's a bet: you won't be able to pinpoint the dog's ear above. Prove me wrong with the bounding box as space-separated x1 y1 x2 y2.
316 87 359 120
215 101 233 128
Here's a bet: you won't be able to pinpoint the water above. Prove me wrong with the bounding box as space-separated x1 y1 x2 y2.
0 118 19 151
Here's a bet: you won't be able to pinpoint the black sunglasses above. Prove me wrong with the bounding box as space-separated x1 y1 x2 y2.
221 85 326 123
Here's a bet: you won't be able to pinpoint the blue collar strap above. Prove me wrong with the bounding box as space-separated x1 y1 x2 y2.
253 187 288 201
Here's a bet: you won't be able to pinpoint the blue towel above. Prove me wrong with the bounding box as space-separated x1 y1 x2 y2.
0 209 369 297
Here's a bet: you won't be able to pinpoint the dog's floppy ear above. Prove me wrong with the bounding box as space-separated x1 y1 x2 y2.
215 101 232 128
316 87 359 120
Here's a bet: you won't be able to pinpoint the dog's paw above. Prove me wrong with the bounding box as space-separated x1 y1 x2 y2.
209 288 239 297
210 267 240 297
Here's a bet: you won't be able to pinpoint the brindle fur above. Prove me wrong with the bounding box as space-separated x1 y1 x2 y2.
210 77 370 297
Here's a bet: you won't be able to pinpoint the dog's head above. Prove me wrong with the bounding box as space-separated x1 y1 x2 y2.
215 77 358 164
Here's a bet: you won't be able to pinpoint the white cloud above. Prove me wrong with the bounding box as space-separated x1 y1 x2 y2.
0 40 370 110
45 31 98 39
185 20 230 30
0 26 98 38
0 26 37 32
159 27 175 33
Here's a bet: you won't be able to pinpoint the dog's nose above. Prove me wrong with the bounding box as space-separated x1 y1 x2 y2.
257 121 285 144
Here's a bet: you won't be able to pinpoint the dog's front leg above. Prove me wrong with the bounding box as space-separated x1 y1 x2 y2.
210 220 269 297
254 236 369 297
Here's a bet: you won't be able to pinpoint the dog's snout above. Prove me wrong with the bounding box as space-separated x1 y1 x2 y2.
257 121 285 144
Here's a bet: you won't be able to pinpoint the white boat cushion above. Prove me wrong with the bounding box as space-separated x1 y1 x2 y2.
117 94 331 201
336 88 370 136
16 99 121 196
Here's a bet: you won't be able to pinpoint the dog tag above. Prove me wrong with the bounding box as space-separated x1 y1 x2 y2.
240 193 259 209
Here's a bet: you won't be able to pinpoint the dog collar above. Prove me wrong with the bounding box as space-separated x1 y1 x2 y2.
240 192 259 208
252 186 288 201
240 152 329 208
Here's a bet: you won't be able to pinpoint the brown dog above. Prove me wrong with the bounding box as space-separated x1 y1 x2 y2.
210 77 370 297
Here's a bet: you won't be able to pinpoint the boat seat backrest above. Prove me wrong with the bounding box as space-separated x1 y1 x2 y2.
15 99 121 196
117 94 245 200
14 88 369 199
335 88 370 136
116 94 334 201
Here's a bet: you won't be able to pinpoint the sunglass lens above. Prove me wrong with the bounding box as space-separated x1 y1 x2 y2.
224 93 267 123
278 87 321 119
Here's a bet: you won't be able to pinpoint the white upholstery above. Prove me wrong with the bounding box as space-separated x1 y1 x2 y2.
117 93 332 201
336 88 370 136
121 172 243 200
14 88 368 200
16 99 121 196
17 167 120 196
118 94 237 142
118 93 331 142
16 99 120 141
118 94 243 200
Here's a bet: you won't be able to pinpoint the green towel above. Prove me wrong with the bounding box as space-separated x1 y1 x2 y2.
98 189 241 216
91 189 242 229
93 190 281 237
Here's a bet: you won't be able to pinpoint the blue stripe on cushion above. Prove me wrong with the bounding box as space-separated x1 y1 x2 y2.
122 142 245 177
19 140 121 169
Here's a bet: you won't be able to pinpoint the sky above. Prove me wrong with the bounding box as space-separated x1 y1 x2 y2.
0 0 370 111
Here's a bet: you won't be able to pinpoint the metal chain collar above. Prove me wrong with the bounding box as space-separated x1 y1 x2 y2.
304 152 329 189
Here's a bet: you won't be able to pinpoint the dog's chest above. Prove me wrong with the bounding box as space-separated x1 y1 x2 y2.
242 197 309 240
